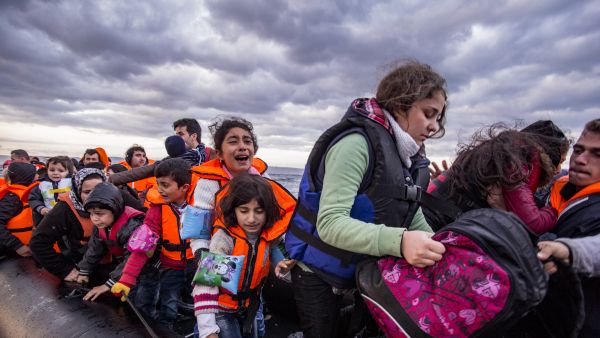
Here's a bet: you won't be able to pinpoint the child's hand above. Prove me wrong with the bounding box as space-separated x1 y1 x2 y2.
111 282 131 302
40 207 49 216
63 268 79 282
275 259 296 280
76 275 89 285
83 285 110 301
207 334 218 338
401 231 445 268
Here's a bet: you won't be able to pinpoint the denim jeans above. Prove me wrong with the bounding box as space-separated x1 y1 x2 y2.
215 312 264 338
134 263 195 327
194 299 265 338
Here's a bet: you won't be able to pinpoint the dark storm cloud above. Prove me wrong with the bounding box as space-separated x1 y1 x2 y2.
0 0 599 163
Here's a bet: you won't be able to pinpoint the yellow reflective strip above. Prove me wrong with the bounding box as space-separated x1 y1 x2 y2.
48 187 71 194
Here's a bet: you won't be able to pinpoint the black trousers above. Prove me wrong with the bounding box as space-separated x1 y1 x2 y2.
291 266 344 338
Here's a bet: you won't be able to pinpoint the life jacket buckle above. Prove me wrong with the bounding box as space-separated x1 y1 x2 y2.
403 185 422 202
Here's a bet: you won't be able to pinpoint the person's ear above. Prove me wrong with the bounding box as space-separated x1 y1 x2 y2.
181 183 190 193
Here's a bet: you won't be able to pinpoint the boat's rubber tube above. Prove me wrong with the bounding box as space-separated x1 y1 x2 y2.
0 257 155 337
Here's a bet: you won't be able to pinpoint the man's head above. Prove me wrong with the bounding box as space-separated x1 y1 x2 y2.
173 118 201 150
10 149 30 163
82 148 100 165
154 158 191 204
569 119 600 187
125 145 147 168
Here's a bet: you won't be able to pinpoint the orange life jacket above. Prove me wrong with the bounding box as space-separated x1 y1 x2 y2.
160 203 194 261
145 190 194 261
0 177 6 189
187 158 268 205
550 176 600 215
0 182 39 246
58 193 95 245
213 178 296 312
118 160 157 208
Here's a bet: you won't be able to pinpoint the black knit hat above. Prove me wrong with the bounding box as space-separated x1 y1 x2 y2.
165 135 186 158
6 162 36 186
521 120 568 167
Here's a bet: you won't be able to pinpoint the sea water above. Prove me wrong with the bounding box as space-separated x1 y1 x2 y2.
266 166 303 198
0 155 304 197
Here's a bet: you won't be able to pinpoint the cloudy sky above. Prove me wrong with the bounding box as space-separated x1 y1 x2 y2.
0 1 598 168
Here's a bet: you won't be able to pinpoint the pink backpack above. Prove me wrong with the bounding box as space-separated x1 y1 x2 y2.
356 209 547 337
127 223 159 257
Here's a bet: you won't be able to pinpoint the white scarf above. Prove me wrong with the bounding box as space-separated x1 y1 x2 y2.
383 109 420 168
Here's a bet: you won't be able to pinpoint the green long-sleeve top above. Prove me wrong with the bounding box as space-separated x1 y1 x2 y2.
316 133 432 258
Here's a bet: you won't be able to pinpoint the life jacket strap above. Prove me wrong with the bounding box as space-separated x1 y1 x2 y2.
377 184 422 202
8 226 33 233
161 240 190 252
291 203 363 267
420 192 462 220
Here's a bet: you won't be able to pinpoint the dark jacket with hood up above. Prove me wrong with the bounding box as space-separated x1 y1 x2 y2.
77 182 145 288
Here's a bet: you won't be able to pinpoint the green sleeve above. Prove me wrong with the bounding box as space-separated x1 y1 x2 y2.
316 133 408 258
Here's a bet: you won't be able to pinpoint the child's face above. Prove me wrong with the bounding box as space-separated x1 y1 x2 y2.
47 162 68 182
217 127 256 176
235 198 266 236
89 207 115 229
157 176 189 204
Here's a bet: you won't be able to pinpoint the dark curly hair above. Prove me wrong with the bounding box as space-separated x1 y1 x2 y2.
208 116 258 153
216 173 282 230
446 124 555 208
376 60 448 138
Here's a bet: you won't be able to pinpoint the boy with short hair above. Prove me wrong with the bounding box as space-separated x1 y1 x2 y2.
75 182 146 301
112 158 195 328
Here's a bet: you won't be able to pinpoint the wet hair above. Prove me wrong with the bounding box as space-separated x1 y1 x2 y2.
446 124 555 208
583 118 600 135
217 173 282 230
209 117 258 153
46 156 74 175
31 156 40 162
82 173 104 184
521 120 570 167
11 149 30 160
83 148 100 157
376 60 448 138
173 118 202 139
125 144 146 165
154 158 191 187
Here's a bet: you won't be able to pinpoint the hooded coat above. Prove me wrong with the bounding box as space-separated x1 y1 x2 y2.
77 183 145 288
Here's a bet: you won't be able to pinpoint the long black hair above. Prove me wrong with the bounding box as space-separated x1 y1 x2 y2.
446 124 555 208
217 173 282 230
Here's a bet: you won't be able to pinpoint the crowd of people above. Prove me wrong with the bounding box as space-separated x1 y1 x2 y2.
0 60 599 338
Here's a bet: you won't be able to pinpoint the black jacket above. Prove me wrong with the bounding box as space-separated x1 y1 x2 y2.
29 187 146 279
0 192 25 252
552 184 600 337
77 215 144 287
30 200 86 278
